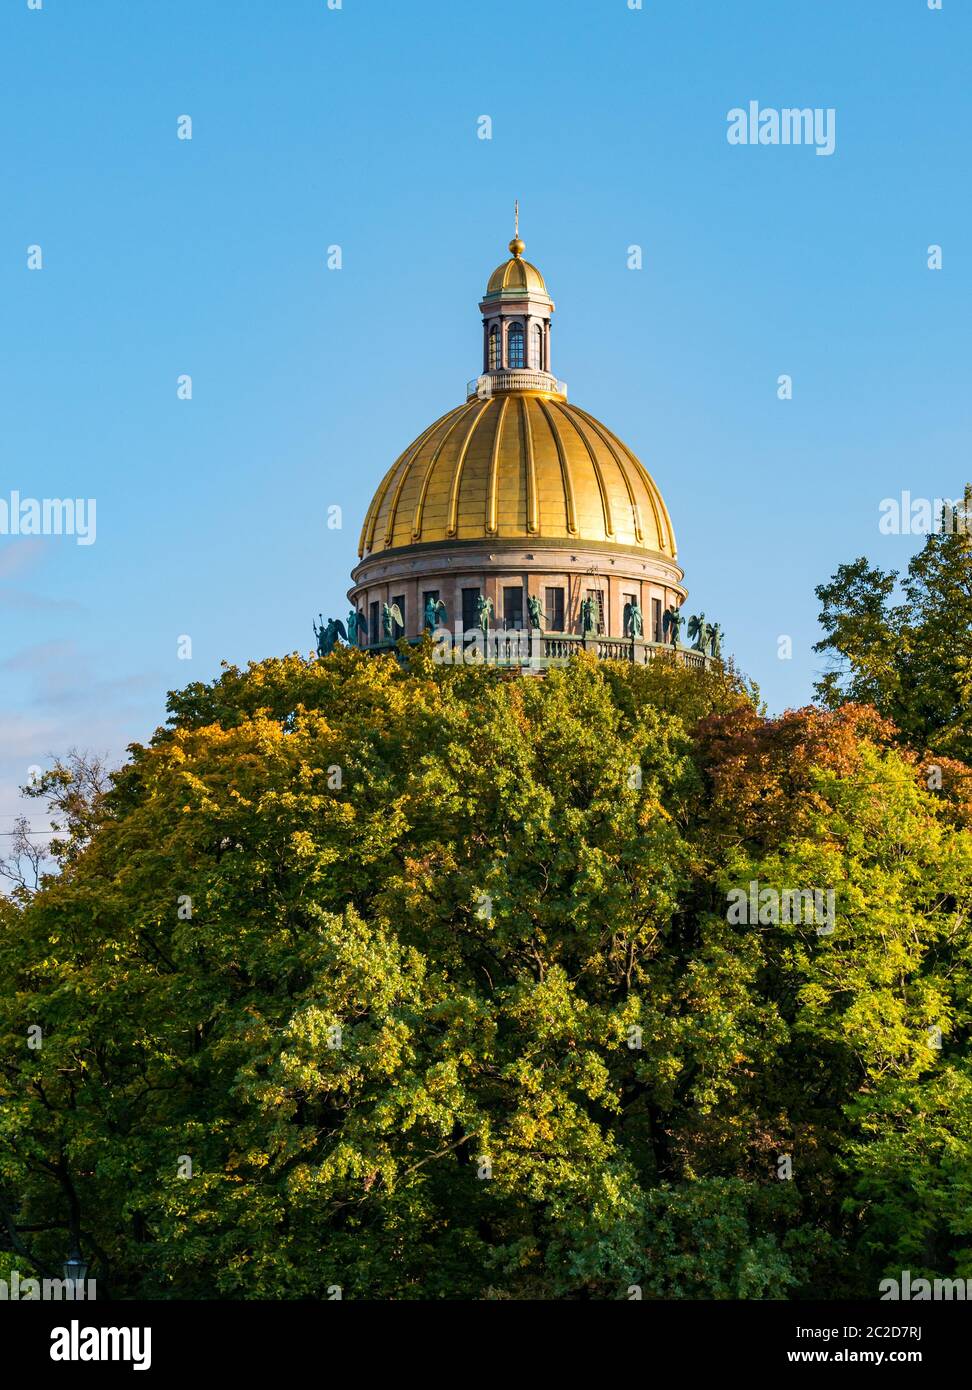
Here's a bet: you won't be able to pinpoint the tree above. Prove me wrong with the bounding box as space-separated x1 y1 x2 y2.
814 485 972 762
0 652 969 1299
0 750 112 900
0 817 47 899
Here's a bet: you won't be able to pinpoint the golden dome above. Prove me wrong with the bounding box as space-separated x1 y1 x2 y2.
358 393 677 559
486 245 547 296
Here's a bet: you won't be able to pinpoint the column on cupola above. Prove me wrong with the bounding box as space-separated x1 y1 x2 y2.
478 215 557 390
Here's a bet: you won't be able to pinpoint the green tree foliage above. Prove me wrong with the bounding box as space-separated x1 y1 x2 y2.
814 484 972 762
1 650 970 1299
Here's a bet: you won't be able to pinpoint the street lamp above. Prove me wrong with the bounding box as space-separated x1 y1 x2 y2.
63 1249 88 1290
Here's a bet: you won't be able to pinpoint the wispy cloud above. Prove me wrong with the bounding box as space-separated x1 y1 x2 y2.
0 538 47 579
0 540 85 614
0 585 85 614
0 639 159 711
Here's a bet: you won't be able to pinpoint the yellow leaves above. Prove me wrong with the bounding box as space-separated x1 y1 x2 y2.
288 830 317 860
226 1150 269 1172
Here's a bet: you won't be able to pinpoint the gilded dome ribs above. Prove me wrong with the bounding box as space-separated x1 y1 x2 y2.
446 398 492 538
486 256 547 296
597 416 675 556
632 452 669 552
362 411 452 556
360 452 404 556
362 396 676 557
519 395 539 533
384 412 459 549
536 397 577 535
411 404 473 542
570 405 650 549
485 396 509 535
591 411 673 551
553 402 613 539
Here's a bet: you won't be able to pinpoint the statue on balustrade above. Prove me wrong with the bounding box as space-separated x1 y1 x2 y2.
382 602 404 640
688 612 708 651
663 605 683 647
424 596 448 631
313 614 347 657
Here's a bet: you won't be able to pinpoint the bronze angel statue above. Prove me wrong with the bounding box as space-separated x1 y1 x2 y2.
708 622 724 659
382 602 404 640
424 596 448 631
687 612 708 651
663 605 683 647
476 594 494 634
313 614 347 657
527 594 545 630
347 609 362 646
623 600 644 638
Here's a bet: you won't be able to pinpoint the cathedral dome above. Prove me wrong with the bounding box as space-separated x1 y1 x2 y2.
349 215 689 658
358 393 677 559
486 240 548 296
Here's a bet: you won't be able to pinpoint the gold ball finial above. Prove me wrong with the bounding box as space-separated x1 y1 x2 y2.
509 198 525 256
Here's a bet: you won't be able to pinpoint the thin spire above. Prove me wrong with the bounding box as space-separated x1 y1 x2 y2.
509 200 525 258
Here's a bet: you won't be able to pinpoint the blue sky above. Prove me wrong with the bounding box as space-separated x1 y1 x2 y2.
1 0 969 834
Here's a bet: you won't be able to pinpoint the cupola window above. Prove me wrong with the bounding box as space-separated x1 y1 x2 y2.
508 323 525 369
530 323 543 370
488 324 501 370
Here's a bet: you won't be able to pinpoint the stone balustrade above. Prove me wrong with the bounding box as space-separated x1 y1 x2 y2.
359 629 721 672
465 371 568 400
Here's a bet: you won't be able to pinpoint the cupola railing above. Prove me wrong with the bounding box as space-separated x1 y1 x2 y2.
466 371 568 400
